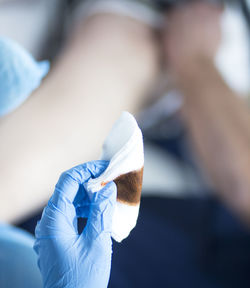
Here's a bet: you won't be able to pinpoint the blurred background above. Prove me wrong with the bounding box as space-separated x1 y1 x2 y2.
0 0 250 287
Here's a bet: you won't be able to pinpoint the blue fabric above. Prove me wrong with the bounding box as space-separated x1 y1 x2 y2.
0 224 43 288
0 37 49 117
109 197 250 288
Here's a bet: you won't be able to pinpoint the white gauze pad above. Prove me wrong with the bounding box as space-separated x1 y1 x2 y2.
84 111 144 242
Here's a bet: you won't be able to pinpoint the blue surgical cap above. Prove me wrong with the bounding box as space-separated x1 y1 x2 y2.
0 37 50 117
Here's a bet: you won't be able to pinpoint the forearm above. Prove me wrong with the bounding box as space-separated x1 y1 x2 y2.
180 59 250 223
0 14 159 222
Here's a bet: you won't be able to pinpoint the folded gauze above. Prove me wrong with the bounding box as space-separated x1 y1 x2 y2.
85 111 144 242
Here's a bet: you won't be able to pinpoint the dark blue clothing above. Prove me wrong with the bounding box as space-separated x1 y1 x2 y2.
109 196 250 288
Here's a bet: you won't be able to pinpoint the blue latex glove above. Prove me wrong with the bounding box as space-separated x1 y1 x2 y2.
34 161 117 288
0 37 49 117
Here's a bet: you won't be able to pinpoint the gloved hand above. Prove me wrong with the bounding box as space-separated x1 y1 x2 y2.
34 161 117 288
0 37 49 117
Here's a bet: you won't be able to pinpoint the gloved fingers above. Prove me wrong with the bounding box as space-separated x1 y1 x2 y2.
51 160 109 206
84 181 117 241
35 200 79 238
76 204 91 218
74 185 91 218
36 161 109 238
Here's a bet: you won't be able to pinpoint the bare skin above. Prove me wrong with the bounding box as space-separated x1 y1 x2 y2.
0 14 160 223
164 2 250 224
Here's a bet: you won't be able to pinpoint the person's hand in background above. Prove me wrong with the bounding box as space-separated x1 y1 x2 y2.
164 1 223 77
162 1 250 224
34 161 117 288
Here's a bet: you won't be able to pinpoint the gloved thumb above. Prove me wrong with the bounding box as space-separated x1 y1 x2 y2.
85 181 117 240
